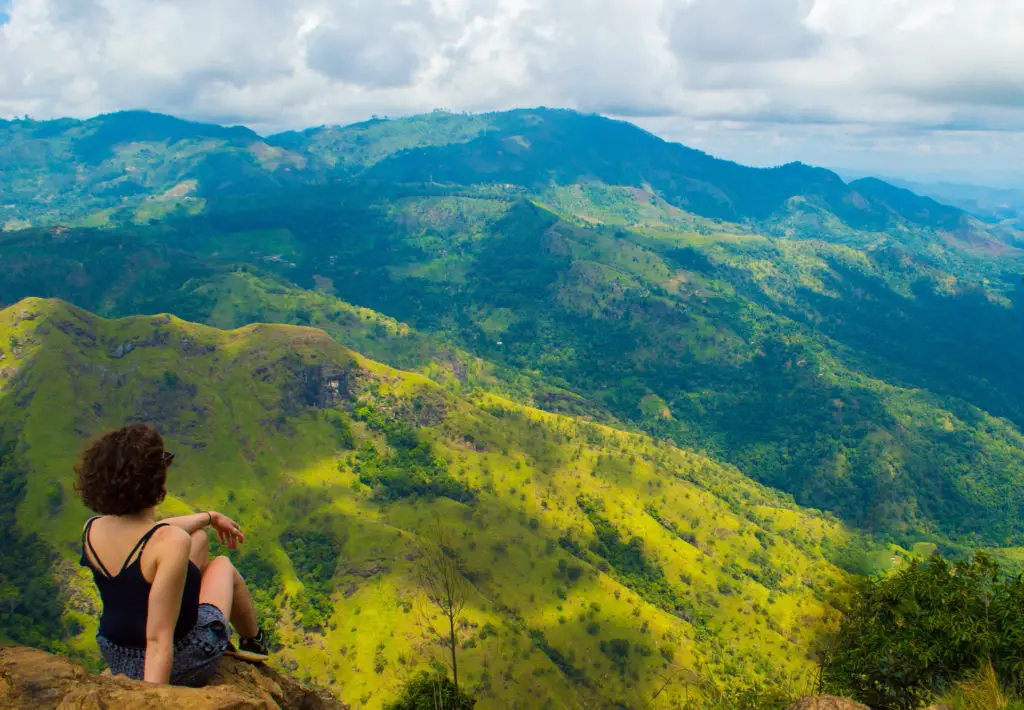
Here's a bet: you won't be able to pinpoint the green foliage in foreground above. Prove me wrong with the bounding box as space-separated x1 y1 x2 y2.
824 553 1024 709
384 671 476 710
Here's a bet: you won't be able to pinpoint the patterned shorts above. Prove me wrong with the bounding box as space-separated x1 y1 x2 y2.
98 603 231 687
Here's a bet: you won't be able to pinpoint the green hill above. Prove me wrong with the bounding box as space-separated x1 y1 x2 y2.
0 110 303 227
3 107 1024 551
1 298 854 708
3 107 1011 240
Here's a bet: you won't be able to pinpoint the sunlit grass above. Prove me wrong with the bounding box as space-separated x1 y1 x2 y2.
1 298 855 708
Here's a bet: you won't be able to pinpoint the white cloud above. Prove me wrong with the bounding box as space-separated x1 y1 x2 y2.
667 0 820 63
1 0 1023 182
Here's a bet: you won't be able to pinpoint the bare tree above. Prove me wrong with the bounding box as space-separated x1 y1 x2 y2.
416 521 469 703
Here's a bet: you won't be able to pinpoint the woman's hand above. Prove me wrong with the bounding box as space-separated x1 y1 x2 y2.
209 511 244 549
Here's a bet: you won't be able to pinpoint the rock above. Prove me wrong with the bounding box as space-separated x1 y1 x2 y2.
14 309 37 324
786 698 870 710
109 340 135 359
348 563 383 579
54 320 97 346
0 645 349 710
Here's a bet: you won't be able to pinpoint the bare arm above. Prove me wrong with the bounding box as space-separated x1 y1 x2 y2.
159 511 213 535
161 511 244 549
143 528 191 684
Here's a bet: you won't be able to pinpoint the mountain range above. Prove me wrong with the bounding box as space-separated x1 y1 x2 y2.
3 107 1024 707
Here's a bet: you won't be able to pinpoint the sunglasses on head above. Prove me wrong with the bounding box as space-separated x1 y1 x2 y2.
162 451 176 466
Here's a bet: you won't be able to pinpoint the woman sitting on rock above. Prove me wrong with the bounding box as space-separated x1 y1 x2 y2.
75 423 270 686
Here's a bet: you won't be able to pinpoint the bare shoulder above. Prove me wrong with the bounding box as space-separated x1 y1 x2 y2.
151 525 191 557
81 515 102 532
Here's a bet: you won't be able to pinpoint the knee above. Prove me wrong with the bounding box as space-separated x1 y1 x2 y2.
207 555 237 576
209 554 233 568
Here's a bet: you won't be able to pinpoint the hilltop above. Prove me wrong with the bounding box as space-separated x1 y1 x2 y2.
0 298 854 708
1 107 1005 240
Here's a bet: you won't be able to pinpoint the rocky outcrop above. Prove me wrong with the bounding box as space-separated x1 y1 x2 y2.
786 697 870 710
0 645 348 709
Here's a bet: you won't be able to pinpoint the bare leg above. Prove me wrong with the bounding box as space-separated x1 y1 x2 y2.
189 529 210 572
199 556 259 639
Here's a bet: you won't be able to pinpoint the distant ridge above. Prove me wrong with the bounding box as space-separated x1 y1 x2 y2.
1 106 975 233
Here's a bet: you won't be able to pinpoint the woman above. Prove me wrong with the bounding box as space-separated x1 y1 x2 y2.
75 423 271 686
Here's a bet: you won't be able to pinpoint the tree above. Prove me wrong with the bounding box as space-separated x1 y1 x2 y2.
416 521 470 704
821 552 1024 709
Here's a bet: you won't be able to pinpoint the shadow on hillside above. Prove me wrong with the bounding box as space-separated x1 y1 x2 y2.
795 262 1024 428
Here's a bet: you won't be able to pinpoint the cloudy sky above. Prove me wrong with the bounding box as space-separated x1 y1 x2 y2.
1 0 1022 186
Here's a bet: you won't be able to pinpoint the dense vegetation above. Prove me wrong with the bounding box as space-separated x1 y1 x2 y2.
825 553 1024 709
281 526 343 631
384 671 476 710
352 405 474 503
0 435 65 653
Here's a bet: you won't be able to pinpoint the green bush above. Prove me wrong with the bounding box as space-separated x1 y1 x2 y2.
600 638 630 672
384 671 476 710
824 552 1024 709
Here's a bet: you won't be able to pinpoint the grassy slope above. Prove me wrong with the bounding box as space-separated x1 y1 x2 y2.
5 179 1024 551
4 186 1024 548
287 191 1024 547
0 299 851 708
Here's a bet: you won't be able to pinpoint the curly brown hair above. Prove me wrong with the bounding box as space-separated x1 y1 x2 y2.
74 424 169 515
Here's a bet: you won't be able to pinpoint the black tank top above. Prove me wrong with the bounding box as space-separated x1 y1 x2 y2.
79 518 203 649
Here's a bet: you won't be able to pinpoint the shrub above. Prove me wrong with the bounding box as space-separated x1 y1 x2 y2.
824 553 1024 709
384 671 476 710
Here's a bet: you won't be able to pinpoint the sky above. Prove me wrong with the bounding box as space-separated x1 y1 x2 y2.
1 0 1023 187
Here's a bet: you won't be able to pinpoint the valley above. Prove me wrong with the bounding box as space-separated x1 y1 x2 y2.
3 107 1024 707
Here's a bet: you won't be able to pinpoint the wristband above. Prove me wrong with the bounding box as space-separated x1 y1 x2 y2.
206 511 213 527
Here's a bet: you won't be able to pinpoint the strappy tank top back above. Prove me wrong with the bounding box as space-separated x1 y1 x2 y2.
80 517 202 649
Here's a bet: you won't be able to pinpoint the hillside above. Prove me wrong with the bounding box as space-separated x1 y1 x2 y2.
3 182 1024 548
0 298 855 708
0 111 301 227
3 107 1011 241
3 107 1024 552
879 177 1024 230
